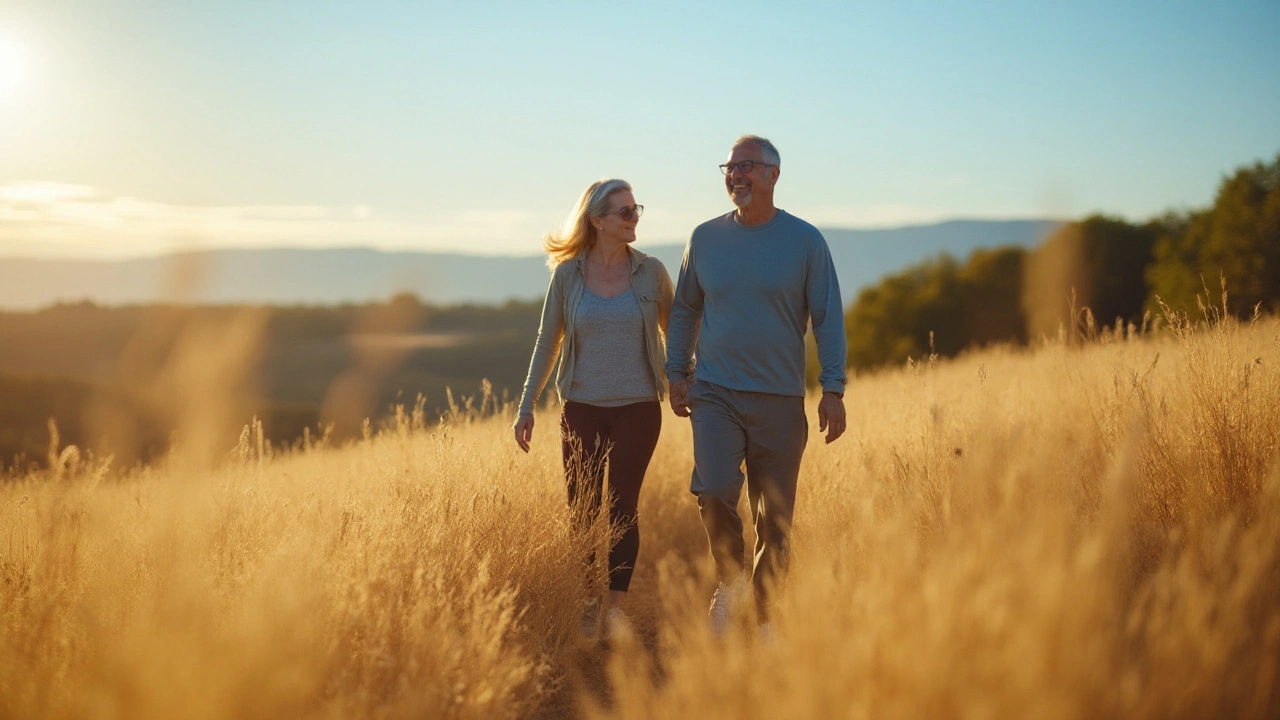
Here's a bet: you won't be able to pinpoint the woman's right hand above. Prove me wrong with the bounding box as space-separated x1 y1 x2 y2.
513 414 534 453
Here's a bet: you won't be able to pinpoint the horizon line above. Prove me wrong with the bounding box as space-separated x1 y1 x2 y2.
0 215 1070 264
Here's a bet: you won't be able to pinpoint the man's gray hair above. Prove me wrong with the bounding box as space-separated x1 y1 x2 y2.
734 134 780 167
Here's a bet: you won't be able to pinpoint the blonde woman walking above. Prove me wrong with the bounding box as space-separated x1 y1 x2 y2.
514 179 674 639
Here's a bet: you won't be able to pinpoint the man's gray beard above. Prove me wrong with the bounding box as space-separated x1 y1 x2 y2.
730 190 752 208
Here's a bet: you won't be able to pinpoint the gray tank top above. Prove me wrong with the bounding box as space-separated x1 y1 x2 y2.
565 288 658 406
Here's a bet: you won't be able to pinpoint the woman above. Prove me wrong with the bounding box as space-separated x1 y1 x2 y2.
513 178 673 639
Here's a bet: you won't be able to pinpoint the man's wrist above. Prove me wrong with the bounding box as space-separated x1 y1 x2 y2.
822 389 844 399
668 369 694 383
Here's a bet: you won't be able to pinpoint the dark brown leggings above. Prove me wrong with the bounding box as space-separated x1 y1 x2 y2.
561 400 661 592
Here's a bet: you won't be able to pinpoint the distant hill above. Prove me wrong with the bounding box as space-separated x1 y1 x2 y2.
0 219 1061 309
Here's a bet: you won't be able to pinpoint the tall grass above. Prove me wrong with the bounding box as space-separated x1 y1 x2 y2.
3 311 1278 719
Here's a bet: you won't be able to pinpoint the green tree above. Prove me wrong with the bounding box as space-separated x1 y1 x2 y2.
957 246 1028 346
1147 154 1280 315
846 255 950 370
846 252 1021 371
1024 215 1157 338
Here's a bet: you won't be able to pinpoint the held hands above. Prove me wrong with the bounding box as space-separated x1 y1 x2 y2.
817 391 846 444
669 377 692 417
513 413 534 453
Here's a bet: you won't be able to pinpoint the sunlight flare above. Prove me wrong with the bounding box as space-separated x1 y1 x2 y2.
0 28 30 102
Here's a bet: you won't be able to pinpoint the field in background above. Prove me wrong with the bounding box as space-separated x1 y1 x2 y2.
0 298 541 467
3 309 1279 719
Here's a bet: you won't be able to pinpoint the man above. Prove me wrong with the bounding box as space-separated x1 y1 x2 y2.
666 135 847 635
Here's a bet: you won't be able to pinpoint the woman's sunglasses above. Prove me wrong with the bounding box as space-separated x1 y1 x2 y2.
603 204 644 222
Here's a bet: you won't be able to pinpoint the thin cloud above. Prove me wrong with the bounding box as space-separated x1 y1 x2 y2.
797 204 1035 229
0 182 560 258
0 181 97 203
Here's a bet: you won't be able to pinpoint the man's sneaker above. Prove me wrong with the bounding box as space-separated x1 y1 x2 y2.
603 606 631 640
580 598 601 640
708 581 742 637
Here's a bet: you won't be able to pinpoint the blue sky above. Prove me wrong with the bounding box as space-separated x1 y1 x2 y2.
0 0 1277 258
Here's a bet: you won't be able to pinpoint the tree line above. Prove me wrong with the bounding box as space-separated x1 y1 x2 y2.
845 153 1280 371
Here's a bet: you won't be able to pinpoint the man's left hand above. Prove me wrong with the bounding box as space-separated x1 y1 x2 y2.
817 392 846 444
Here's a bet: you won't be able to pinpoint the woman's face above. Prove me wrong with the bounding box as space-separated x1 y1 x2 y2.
595 189 640 245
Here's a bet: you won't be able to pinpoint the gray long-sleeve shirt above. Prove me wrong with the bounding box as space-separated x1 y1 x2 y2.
665 209 848 397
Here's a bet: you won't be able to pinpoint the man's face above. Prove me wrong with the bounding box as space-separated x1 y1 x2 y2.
723 142 776 209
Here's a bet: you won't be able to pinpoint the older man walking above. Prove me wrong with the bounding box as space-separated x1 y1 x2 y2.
666 134 847 635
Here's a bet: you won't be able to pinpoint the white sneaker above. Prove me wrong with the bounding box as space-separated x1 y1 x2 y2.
708 581 742 637
580 598 601 640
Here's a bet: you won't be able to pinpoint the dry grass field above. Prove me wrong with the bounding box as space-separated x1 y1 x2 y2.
3 307 1279 719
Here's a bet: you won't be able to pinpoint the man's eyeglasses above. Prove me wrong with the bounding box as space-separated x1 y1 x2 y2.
719 160 775 176
604 205 644 221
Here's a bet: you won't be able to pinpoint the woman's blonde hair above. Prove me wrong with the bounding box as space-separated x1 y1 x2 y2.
544 178 632 268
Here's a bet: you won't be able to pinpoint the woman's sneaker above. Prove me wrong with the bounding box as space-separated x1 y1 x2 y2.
580 598 601 640
708 581 744 637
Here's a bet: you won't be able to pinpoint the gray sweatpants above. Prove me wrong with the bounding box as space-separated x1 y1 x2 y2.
688 380 808 615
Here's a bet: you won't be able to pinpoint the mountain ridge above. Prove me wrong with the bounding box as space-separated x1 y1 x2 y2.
0 219 1063 310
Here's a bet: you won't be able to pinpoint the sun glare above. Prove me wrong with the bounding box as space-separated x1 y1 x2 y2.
0 29 29 101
